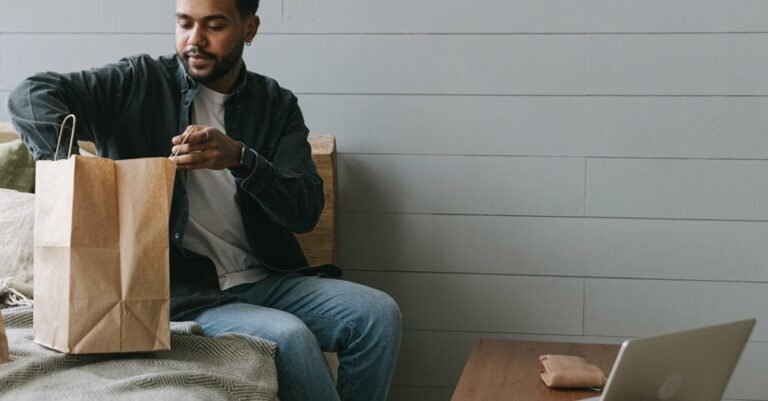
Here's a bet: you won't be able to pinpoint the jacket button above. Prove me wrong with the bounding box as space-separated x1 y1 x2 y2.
174 233 180 240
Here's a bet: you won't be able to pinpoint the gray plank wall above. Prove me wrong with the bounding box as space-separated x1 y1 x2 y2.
2 1 768 400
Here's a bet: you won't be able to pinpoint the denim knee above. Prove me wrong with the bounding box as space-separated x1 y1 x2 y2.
379 292 402 330
269 316 319 354
361 290 402 341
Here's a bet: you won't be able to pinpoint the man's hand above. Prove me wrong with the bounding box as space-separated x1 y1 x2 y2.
170 125 242 170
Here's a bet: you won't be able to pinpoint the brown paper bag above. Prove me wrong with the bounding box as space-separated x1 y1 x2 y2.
33 115 175 354
0 311 10 363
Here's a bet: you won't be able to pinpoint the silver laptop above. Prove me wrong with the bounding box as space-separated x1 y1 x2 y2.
581 318 755 401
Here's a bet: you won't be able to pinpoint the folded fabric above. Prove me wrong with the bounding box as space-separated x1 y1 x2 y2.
539 354 606 388
0 277 33 308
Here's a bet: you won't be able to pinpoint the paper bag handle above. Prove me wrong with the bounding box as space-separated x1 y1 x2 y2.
169 131 192 161
54 114 77 161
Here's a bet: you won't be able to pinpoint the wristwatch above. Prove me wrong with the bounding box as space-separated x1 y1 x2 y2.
229 141 258 177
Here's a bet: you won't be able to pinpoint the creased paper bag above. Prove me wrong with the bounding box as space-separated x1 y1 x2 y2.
33 115 175 354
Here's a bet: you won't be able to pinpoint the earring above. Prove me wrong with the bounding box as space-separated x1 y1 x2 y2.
246 40 252 46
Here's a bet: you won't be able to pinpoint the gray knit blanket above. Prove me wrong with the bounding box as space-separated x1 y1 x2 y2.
0 306 279 401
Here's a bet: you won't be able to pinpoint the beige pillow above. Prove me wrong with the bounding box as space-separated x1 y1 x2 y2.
0 189 34 285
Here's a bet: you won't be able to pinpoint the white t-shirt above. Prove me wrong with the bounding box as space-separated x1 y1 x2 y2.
182 84 270 290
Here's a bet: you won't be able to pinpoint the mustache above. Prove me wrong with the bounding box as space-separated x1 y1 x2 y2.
183 47 215 59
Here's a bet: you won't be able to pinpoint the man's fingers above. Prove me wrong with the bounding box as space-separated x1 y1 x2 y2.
185 127 214 144
171 133 193 146
172 126 213 145
172 126 195 145
171 151 210 168
171 142 208 155
169 126 233 169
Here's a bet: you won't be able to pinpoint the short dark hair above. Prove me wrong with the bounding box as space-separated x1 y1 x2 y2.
237 0 259 17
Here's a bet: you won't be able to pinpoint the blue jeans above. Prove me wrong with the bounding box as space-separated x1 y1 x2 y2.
188 273 402 401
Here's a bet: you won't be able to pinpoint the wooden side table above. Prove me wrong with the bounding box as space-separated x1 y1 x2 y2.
451 339 620 401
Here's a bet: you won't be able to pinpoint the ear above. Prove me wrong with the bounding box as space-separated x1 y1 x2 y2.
245 15 260 43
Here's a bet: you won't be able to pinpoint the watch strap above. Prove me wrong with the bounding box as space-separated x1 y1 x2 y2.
229 141 254 176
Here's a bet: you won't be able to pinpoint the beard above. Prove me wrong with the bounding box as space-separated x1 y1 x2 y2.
179 43 244 85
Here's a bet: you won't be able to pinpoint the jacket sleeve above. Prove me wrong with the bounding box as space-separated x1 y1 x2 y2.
6 59 136 160
239 94 325 234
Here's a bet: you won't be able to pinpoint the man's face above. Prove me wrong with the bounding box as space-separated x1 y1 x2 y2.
175 0 255 88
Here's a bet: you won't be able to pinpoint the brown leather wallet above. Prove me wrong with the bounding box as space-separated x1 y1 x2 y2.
539 354 606 388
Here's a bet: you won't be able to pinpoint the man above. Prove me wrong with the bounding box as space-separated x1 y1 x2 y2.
7 0 401 400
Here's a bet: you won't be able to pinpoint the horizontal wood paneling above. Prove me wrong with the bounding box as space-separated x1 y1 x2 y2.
255 34 768 95
0 0 282 33
4 34 768 95
250 34 588 95
5 0 767 35
588 34 768 95
301 95 768 159
0 34 586 93
337 154 585 216
339 213 768 282
387 329 767 400
344 271 584 335
284 0 768 34
587 159 768 221
585 279 768 341
0 35 170 90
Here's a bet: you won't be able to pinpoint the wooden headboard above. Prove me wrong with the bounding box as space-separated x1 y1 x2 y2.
0 121 338 266
297 136 338 266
